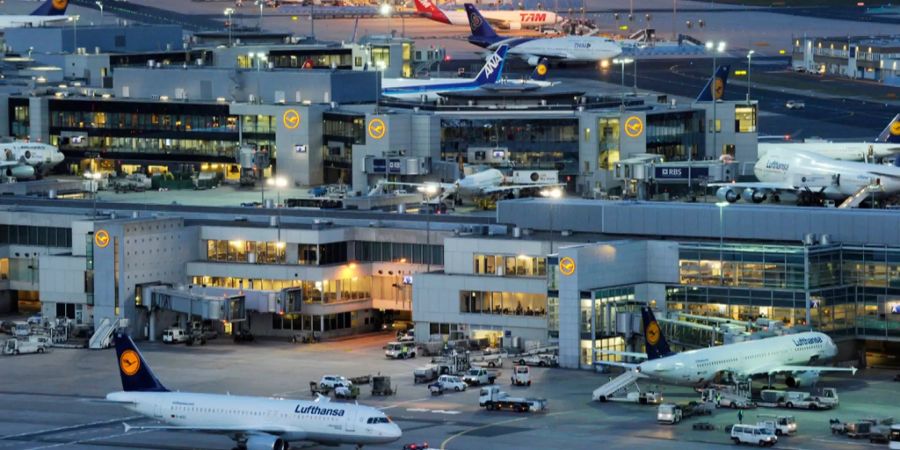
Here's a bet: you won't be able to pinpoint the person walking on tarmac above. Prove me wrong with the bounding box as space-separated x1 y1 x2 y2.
738 409 744 424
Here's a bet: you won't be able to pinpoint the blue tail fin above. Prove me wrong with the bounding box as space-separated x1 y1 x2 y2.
641 307 674 360
473 45 508 85
876 114 900 144
465 4 501 45
530 58 550 81
696 65 730 102
31 0 69 16
114 332 169 392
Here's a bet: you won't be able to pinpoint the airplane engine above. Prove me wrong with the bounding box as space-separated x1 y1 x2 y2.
5 165 35 179
741 188 767 203
526 56 541 66
246 434 289 450
716 186 739 203
785 371 819 388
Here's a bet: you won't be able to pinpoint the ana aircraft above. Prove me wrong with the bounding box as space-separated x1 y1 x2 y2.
107 333 402 450
711 146 900 206
758 114 900 162
0 140 65 179
413 0 560 29
0 0 71 28
382 45 508 100
465 4 621 66
600 308 856 388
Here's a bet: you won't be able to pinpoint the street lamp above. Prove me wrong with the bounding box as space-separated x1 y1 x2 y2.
95 1 103 20
705 40 726 158
612 57 634 107
541 187 563 253
266 176 288 206
746 50 755 103
69 15 80 54
255 0 264 28
716 201 729 285
380 3 393 37
224 8 235 47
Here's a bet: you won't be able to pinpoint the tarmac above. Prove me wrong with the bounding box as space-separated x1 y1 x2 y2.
0 331 897 450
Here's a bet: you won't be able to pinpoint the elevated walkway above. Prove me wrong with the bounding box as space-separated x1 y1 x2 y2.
592 370 647 401
143 285 247 321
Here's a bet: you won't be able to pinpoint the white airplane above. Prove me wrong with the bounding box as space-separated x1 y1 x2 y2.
758 114 900 162
0 0 71 28
711 146 900 206
382 45 508 100
106 333 402 450
465 4 621 66
372 167 564 202
0 140 65 179
599 308 856 388
413 0 560 29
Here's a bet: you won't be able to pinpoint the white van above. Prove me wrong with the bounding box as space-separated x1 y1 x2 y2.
162 328 188 344
731 424 777 446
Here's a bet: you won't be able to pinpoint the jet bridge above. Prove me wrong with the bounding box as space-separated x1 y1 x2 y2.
143 285 247 340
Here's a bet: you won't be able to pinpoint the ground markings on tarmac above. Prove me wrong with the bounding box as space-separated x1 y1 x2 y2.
439 410 574 450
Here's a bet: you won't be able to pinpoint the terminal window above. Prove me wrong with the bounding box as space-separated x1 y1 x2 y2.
473 254 546 277
735 105 757 133
459 290 547 317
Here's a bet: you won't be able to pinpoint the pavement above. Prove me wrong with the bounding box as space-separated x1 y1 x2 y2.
0 331 897 450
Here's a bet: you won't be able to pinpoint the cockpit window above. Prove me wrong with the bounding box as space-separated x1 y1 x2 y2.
366 417 390 424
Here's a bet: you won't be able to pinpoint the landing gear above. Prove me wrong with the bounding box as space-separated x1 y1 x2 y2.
797 190 825 206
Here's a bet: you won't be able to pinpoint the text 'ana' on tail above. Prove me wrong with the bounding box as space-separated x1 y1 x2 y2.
876 113 900 144
473 45 509 85
696 65 730 102
641 307 674 360
31 0 69 16
115 332 169 392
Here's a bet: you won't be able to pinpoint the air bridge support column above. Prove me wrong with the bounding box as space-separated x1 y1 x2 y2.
149 308 156 342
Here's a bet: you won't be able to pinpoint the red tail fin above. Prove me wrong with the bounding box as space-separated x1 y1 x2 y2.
413 0 450 23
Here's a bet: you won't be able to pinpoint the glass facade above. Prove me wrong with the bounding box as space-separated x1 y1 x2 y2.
473 254 546 277
441 118 579 174
645 112 703 161
353 241 443 266
322 112 365 184
8 98 29 138
597 117 620 170
459 290 547 316
207 240 286 264
0 224 72 248
192 276 371 304
735 105 757 133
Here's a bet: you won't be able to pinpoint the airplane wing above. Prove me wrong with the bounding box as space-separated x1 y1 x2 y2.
481 183 564 195
595 350 649 360
754 365 858 376
592 360 642 370
0 161 22 168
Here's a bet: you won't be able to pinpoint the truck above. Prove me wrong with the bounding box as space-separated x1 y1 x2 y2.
702 386 754 409
515 353 558 367
162 327 188 344
479 386 547 413
469 352 503 368
413 365 439 384
384 341 417 359
3 337 50 355
755 415 797 436
760 389 833 410
609 389 664 405
430 352 469 375
511 365 531 386
463 367 498 386
832 417 894 443
657 401 715 424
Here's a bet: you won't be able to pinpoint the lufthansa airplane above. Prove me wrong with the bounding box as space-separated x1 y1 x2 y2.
599 308 856 388
0 140 65 178
758 114 900 162
381 45 508 100
107 333 402 450
0 0 71 28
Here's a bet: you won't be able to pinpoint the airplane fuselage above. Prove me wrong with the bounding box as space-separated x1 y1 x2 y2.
457 168 505 197
754 148 900 199
759 142 900 162
0 15 70 28
637 331 838 385
489 36 622 63
105 391 402 446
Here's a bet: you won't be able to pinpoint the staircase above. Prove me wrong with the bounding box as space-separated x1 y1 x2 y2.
838 185 879 209
592 370 646 401
89 318 128 349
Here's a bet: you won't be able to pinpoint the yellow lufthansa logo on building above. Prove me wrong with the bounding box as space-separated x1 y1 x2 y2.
368 118 386 140
95 230 110 248
283 109 301 130
559 257 576 276
624 116 643 138
119 349 140 376
646 321 661 345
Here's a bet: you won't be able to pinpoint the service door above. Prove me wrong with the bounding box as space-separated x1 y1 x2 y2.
344 407 357 432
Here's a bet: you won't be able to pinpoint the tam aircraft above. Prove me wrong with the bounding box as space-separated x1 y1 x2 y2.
0 0 71 28
599 308 856 388
758 114 900 162
381 45 509 100
465 3 621 65
413 0 560 29
106 333 402 450
0 140 65 178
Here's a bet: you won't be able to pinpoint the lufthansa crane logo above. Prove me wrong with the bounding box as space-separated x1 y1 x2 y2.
367 118 386 140
283 109 301 130
559 257 576 276
119 350 140 376
94 230 110 248
714 77 725 100
646 321 661 346
891 121 900 136
624 116 643 138
536 63 548 76
52 0 67 9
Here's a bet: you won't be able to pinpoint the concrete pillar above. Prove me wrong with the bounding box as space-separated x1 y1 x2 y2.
320 315 325 333
149 309 156 341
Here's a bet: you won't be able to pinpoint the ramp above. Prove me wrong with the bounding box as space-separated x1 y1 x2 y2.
838 185 878 208
593 370 646 402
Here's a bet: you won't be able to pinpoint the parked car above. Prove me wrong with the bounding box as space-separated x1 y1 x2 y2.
162 328 188 344
429 375 467 395
785 100 805 110
320 375 353 390
731 424 777 446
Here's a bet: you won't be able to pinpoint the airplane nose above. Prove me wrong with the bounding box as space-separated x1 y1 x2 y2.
390 425 402 440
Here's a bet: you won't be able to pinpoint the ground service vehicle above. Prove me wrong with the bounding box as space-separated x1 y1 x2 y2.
162 328 188 344
319 375 352 390
511 365 531 386
760 388 837 409
479 386 547 412
657 401 714 424
756 417 796 436
785 100 805 110
398 330 415 342
429 375 467 395
470 352 503 368
414 365 439 384
889 424 900 449
833 418 893 442
3 337 49 355
731 424 778 446
517 353 557 367
385 341 417 359
463 368 498 386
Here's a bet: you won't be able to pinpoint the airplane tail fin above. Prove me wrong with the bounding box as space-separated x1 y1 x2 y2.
530 58 550 81
641 307 674 360
413 0 451 24
464 4 501 43
876 113 900 144
114 332 169 392
472 45 508 85
696 65 730 102
31 0 69 16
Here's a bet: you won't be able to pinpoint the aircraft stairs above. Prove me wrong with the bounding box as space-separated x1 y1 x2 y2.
89 317 128 349
838 185 879 209
592 369 646 401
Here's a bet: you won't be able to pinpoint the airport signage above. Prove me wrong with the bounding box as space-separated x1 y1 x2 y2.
559 257 576 276
368 118 386 140
654 167 708 179
372 158 387 173
95 229 110 248
283 109 301 130
388 159 402 173
624 116 643 138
